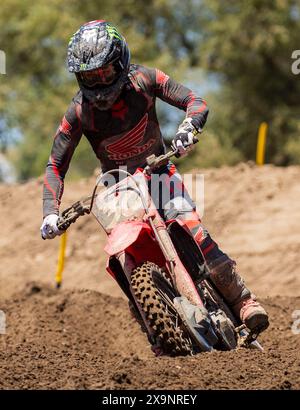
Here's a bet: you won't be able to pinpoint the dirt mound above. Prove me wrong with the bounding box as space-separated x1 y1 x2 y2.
1 163 300 389
0 283 299 390
1 163 300 301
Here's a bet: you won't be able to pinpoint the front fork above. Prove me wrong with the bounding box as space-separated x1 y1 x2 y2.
107 214 209 349
147 214 205 308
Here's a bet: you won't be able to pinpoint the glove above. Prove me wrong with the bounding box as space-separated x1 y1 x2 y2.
172 117 201 157
40 214 63 240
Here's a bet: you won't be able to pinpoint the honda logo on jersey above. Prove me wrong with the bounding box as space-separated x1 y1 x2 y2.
106 114 155 160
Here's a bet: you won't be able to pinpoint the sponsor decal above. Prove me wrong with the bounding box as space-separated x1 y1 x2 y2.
106 24 123 41
106 114 155 160
81 28 98 43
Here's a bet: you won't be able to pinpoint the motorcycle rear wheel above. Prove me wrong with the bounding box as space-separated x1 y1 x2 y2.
131 262 192 356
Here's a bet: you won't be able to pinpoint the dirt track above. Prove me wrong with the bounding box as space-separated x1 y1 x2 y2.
1 283 299 389
0 163 300 389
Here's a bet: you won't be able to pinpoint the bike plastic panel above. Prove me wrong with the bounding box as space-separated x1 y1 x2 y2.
91 172 150 234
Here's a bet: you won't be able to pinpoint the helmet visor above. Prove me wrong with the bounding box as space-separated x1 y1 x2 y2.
77 63 120 88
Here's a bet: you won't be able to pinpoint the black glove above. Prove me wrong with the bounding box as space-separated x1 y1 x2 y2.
171 118 201 156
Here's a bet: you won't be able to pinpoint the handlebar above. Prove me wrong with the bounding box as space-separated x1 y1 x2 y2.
57 198 91 231
56 140 199 231
143 148 179 175
144 133 199 175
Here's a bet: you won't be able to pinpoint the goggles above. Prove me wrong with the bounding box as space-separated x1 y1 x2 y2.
77 62 121 88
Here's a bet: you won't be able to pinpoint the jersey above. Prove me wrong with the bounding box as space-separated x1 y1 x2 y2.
43 64 208 217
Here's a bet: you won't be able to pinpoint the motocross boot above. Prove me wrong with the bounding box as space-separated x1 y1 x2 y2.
209 256 269 333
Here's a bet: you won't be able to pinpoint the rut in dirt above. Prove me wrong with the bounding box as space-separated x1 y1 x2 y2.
0 282 299 390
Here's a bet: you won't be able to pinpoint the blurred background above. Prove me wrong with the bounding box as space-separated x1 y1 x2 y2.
0 0 300 183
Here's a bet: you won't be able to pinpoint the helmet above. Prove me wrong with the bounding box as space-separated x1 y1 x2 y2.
67 20 130 110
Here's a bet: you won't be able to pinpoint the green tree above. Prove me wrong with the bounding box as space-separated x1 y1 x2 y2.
200 0 300 165
3 0 299 180
0 0 202 180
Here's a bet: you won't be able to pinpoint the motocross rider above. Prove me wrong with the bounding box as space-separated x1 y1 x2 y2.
41 20 269 334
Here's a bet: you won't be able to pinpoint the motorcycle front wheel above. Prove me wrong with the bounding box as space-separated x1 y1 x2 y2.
131 261 192 356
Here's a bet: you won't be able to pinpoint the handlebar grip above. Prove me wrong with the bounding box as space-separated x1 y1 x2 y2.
174 132 199 158
192 128 200 144
57 217 69 231
192 135 199 144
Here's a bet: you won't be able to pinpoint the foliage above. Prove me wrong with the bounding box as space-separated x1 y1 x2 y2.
200 0 300 165
0 0 200 180
1 0 300 182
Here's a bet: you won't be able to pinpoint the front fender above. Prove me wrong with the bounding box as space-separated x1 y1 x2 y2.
104 220 152 256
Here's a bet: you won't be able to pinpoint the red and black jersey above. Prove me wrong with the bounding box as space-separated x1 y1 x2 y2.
43 64 209 217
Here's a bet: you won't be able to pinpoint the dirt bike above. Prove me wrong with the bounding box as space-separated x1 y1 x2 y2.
57 148 264 356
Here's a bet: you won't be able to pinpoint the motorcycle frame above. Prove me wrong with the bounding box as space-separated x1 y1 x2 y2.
93 168 205 311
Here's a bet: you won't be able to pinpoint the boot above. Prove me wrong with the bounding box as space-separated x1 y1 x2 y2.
209 256 269 333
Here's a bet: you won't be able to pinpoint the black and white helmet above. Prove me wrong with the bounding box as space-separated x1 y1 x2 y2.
67 20 130 110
